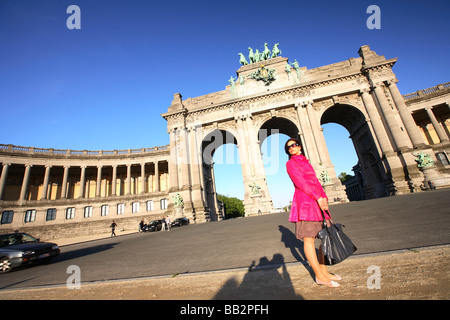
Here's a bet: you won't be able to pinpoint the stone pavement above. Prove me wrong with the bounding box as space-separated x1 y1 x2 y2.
1 244 448 300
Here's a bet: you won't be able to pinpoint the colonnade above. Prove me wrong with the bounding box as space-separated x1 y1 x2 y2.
0 161 168 202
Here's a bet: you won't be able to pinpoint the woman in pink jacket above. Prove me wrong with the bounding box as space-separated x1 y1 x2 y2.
285 138 341 288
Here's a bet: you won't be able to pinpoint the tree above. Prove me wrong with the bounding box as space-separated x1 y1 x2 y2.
338 172 353 183
217 194 245 219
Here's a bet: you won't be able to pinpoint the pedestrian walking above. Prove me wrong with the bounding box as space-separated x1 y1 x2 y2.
285 138 341 288
139 219 144 232
110 220 117 237
161 217 166 231
166 216 171 231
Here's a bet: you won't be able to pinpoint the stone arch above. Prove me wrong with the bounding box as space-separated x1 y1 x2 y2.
200 129 239 221
320 103 389 199
258 116 301 147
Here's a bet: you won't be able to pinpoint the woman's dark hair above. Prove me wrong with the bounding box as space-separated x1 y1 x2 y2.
284 138 302 159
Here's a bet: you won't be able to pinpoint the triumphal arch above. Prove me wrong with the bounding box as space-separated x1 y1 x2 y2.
162 44 450 223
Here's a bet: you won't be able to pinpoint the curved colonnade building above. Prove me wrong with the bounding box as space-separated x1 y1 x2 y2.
0 145 170 240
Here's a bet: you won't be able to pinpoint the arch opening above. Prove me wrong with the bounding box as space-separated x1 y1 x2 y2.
321 103 389 200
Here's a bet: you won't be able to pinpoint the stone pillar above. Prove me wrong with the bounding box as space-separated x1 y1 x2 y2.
305 102 330 166
79 166 86 198
19 164 32 202
299 101 320 165
111 165 117 196
244 114 273 214
425 107 449 143
188 125 206 218
126 164 131 195
154 161 160 192
169 129 179 191
294 104 310 160
40 165 51 200
235 116 252 181
387 79 427 147
96 166 102 197
0 163 10 200
360 88 395 154
140 163 146 194
245 114 265 179
373 82 410 150
61 166 69 199
179 127 191 189
209 162 220 219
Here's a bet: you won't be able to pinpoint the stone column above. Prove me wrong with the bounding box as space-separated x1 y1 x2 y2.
79 166 86 198
96 166 102 197
19 164 32 201
360 88 394 154
179 127 191 189
140 163 146 194
188 126 202 189
188 125 206 217
387 79 427 147
0 163 10 200
373 82 410 150
126 164 131 195
154 161 159 192
425 107 449 143
304 101 324 165
169 129 179 191
61 166 69 199
294 103 311 160
40 165 51 200
235 116 252 180
245 114 266 179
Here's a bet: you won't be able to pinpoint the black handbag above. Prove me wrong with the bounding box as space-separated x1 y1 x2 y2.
317 209 357 265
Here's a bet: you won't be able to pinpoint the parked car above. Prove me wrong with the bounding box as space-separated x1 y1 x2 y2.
171 217 190 228
0 233 60 273
142 220 163 232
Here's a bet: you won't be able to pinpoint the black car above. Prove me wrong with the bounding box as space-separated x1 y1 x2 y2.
171 217 189 228
142 220 163 232
0 233 60 273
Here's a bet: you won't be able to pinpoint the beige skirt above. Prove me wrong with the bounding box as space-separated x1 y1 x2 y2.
295 219 332 239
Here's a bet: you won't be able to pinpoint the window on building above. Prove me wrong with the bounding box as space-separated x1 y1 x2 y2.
84 206 93 218
160 198 168 210
46 208 57 221
132 202 139 213
66 207 75 220
101 205 109 216
24 209 36 223
146 200 154 211
117 203 124 215
1 211 14 224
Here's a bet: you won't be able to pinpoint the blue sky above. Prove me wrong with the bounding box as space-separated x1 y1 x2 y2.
1 0 449 206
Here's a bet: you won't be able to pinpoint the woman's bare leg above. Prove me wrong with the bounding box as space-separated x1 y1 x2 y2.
303 237 330 282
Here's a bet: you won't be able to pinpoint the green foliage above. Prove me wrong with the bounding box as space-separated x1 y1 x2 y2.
338 172 354 183
217 194 245 219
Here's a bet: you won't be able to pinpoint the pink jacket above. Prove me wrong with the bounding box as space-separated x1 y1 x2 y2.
286 154 330 222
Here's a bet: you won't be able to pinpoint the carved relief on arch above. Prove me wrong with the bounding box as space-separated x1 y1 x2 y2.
316 93 368 120
198 122 239 146
252 107 299 131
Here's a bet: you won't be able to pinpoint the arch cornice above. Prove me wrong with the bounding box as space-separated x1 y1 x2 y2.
163 71 373 128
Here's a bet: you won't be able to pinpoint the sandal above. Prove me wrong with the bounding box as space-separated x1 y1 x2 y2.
330 274 342 281
316 278 340 288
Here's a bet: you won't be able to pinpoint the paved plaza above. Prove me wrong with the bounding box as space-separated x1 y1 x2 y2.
0 188 449 301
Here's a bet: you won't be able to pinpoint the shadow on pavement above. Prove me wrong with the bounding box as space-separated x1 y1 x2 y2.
213 226 318 300
213 253 304 300
54 243 119 263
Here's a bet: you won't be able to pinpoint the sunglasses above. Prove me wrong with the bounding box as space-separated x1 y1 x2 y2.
288 143 300 149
